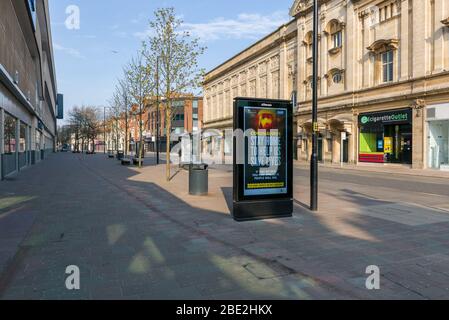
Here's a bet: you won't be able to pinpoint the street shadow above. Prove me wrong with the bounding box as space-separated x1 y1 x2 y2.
221 187 233 214
293 199 310 210
338 189 395 207
1 153 444 300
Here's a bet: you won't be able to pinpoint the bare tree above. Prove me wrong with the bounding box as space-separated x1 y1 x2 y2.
57 125 73 149
68 106 84 152
114 77 132 156
143 7 206 180
107 95 124 154
124 51 155 167
68 106 101 153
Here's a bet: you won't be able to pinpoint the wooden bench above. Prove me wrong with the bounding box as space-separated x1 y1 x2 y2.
121 158 131 165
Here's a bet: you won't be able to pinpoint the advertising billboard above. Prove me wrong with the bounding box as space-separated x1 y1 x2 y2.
243 106 288 196
233 98 293 221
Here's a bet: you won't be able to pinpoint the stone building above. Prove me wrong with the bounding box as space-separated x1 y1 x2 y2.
203 0 449 170
0 0 61 179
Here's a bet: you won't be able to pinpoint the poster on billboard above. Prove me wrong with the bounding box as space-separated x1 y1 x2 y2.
233 98 293 221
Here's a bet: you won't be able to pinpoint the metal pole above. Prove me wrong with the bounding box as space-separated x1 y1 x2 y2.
104 107 106 154
156 56 160 165
125 96 128 157
310 0 319 211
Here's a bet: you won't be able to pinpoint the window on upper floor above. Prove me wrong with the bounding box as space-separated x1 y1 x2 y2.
332 72 343 84
382 50 394 83
379 2 397 23
326 20 344 54
304 32 314 61
332 31 342 49
27 0 37 29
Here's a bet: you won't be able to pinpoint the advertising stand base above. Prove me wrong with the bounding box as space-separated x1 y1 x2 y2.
233 98 294 222
233 199 293 222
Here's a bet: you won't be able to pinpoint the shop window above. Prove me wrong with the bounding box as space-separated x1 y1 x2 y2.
382 50 394 83
35 130 41 150
20 122 27 152
4 114 16 154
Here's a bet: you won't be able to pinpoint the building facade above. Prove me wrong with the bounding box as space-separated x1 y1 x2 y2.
103 96 204 154
0 0 60 179
203 0 449 170
147 96 204 137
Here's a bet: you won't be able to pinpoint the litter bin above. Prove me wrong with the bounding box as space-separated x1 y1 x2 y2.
189 164 208 196
117 151 124 160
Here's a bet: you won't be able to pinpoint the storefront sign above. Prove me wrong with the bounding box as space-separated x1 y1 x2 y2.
359 109 412 127
233 98 293 222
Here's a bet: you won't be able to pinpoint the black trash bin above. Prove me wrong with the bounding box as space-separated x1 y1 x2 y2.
117 151 124 160
189 164 208 196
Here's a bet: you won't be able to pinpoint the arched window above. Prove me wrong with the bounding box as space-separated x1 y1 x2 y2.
332 72 342 84
325 20 345 53
303 31 313 61
326 68 345 85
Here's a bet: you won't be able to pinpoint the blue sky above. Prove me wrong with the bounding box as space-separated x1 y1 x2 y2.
49 0 293 120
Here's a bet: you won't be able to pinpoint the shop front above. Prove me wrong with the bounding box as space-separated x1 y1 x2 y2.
427 104 449 171
359 108 413 164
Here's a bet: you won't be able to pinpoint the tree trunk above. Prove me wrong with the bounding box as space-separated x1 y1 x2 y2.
139 112 144 168
165 104 171 181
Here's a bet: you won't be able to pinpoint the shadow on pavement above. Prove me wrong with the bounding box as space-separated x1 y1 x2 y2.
0 153 447 300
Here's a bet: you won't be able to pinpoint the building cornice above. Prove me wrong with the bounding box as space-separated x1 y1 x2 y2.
0 63 49 129
290 0 331 18
367 39 399 54
204 20 297 85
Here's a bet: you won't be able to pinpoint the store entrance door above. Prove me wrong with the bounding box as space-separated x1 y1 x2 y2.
384 124 412 164
401 133 413 164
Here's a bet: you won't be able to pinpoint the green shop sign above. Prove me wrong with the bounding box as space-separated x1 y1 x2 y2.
359 109 412 126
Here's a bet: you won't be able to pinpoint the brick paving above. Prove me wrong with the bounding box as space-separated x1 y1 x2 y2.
0 153 448 299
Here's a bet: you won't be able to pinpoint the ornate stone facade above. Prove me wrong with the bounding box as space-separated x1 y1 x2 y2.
203 0 449 169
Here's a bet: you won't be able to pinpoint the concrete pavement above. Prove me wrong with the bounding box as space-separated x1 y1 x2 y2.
0 152 449 299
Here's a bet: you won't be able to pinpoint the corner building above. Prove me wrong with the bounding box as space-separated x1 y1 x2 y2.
203 0 449 170
0 0 61 180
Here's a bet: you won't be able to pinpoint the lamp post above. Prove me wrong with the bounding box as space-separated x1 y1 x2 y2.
310 0 319 211
103 106 113 154
103 106 106 154
156 56 160 165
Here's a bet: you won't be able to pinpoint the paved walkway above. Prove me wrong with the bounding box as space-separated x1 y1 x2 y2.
0 153 448 299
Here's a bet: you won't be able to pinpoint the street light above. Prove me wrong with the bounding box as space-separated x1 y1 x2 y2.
103 106 113 154
156 56 160 165
310 0 319 211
